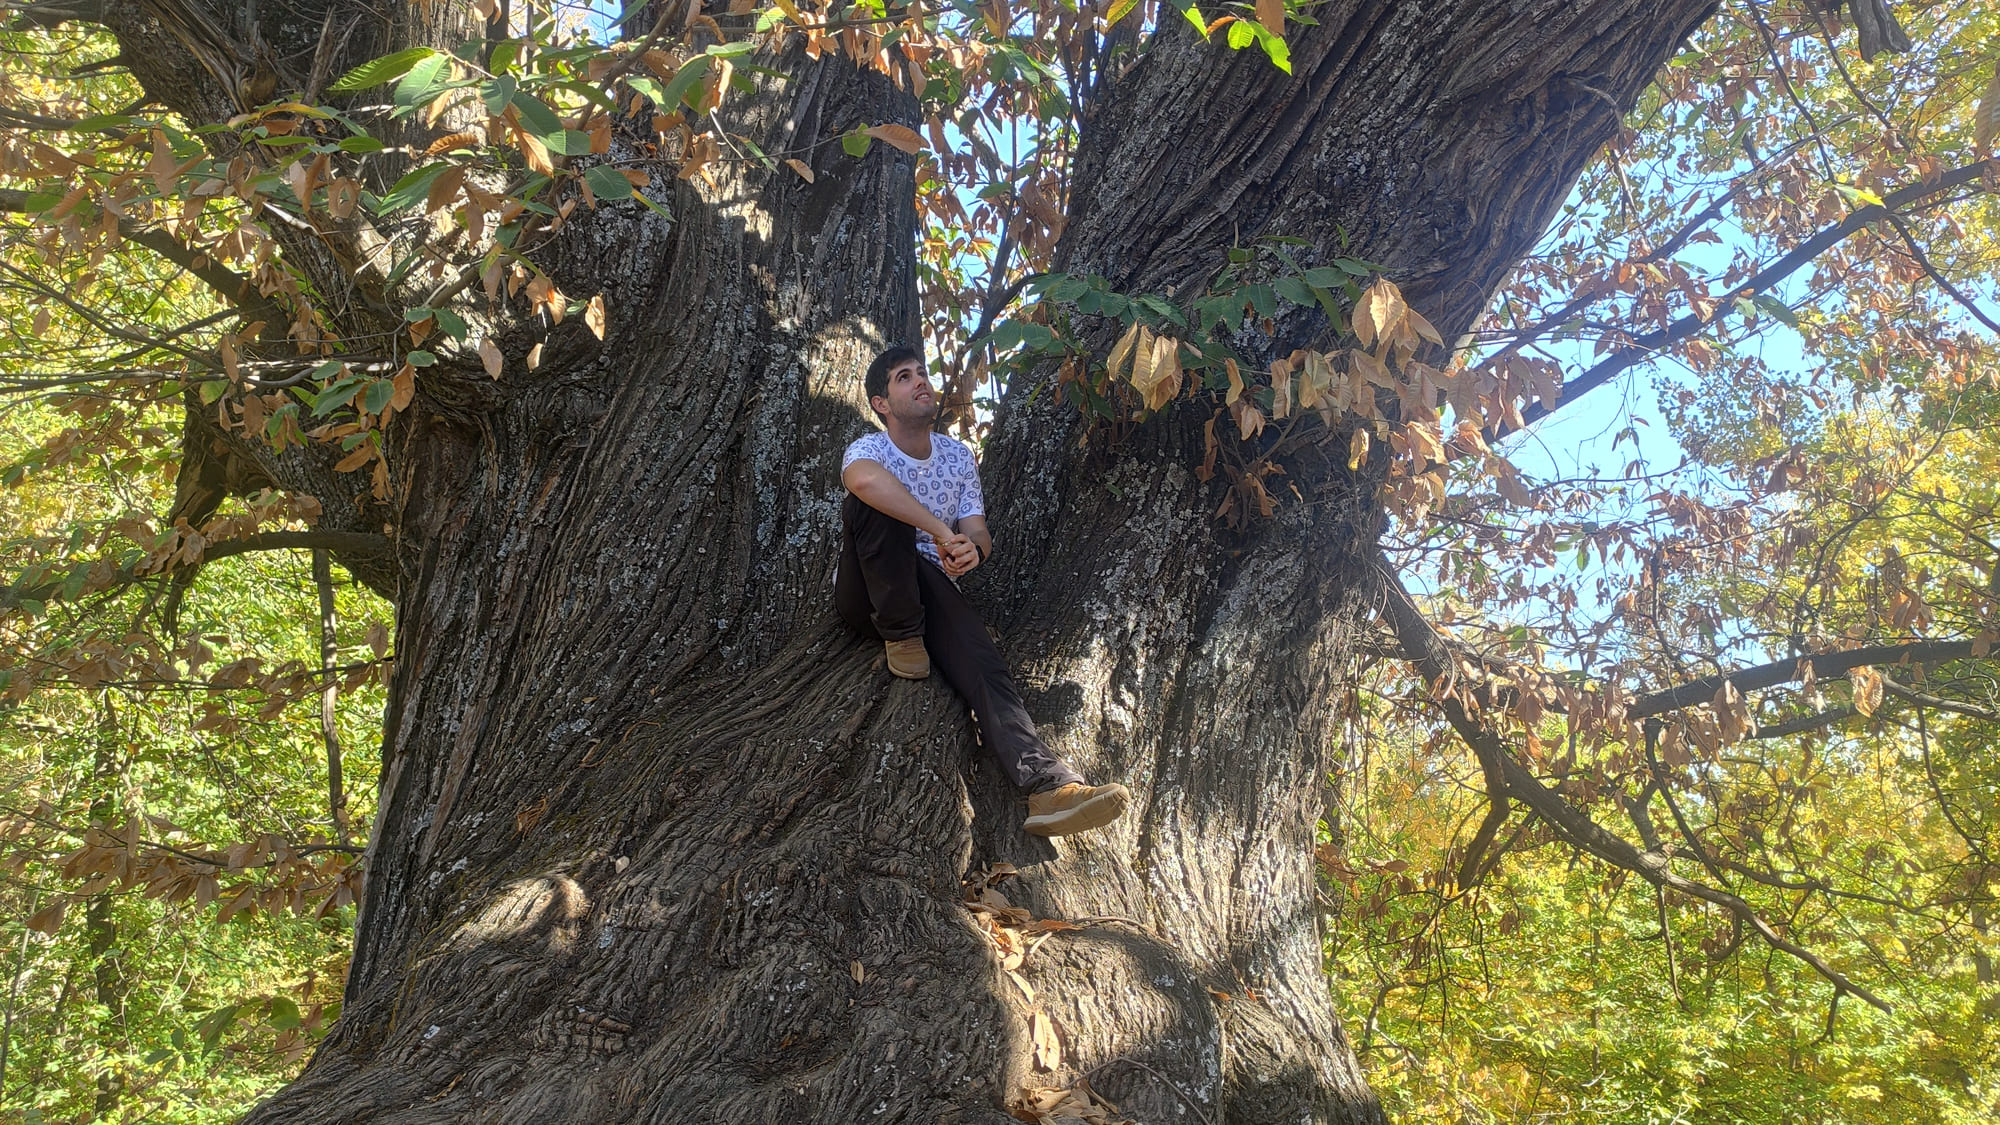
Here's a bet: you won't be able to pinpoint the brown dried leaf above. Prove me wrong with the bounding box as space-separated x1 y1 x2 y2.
479 337 504 379
784 158 815 183
1849 666 1884 718
25 898 66 935
863 123 926 154
425 131 481 156
1978 60 2000 153
850 960 865 984
585 294 608 340
1255 0 1283 33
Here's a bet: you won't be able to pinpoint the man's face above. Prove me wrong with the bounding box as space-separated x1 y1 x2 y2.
872 358 937 424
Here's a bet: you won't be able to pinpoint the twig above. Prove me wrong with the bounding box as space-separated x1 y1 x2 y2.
1080 1056 1215 1125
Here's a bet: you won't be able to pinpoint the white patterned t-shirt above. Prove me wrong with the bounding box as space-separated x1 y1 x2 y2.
842 431 985 568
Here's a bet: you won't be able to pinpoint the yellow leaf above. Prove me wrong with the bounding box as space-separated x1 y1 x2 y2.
1348 425 1371 470
584 294 607 340
1255 0 1283 34
1353 278 1405 349
478 338 503 379
1130 333 1181 411
1978 60 2000 153
1104 0 1139 27
1405 306 1443 347
1030 1010 1061 1071
1106 320 1141 380
1232 398 1266 440
784 158 815 183
863 124 925 154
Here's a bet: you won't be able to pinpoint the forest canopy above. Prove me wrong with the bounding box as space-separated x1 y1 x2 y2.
0 0 1996 1120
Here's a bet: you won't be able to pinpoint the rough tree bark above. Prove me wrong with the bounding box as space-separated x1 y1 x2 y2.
75 0 1717 1120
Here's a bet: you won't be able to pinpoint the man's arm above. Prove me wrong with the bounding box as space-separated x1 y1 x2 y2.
957 515 993 562
843 459 961 545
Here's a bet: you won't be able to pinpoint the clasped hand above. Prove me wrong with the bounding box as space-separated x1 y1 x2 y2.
937 531 980 578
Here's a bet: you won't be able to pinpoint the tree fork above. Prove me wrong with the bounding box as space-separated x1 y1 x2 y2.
63 0 1731 1120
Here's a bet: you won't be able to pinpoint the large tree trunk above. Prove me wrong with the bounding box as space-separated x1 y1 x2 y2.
87 0 1714 1120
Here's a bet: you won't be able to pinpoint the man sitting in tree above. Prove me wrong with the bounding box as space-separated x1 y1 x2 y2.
837 345 1130 837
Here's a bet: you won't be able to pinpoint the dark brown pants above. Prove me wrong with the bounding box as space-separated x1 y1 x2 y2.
835 494 1083 794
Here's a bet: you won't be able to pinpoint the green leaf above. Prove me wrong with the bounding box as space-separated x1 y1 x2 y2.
1177 0 1208 38
545 129 593 156
406 350 438 367
1245 283 1278 319
481 76 518 117
373 162 450 214
1227 19 1256 48
391 52 453 109
337 135 385 153
584 164 636 202
313 376 367 416
1274 276 1316 308
660 55 712 111
625 76 667 108
329 47 436 92
1754 293 1800 328
361 378 396 414
268 997 302 1031
509 91 564 138
841 130 873 158
196 1004 241 1053
433 308 469 340
1252 23 1291 74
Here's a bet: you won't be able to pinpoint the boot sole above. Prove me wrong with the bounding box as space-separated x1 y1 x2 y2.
1023 788 1129 837
888 664 930 679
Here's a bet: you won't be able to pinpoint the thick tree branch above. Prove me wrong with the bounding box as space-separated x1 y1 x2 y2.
1502 158 2000 438
1628 640 1982 720
1376 554 1893 1012
2 531 391 612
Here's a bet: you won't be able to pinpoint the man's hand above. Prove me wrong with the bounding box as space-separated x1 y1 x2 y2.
938 532 980 578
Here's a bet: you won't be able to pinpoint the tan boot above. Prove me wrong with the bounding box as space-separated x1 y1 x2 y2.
884 636 930 679
1023 782 1129 837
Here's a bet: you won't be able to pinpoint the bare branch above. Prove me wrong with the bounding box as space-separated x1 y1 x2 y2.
1629 640 1982 720
0 188 283 326
1375 554 1894 1013
1503 158 2000 438
3 531 391 612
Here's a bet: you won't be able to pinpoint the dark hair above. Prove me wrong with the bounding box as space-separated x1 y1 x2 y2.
864 345 924 416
